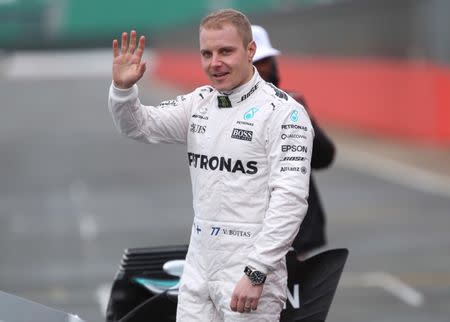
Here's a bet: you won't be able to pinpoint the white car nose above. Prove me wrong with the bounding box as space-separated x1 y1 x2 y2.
163 259 185 277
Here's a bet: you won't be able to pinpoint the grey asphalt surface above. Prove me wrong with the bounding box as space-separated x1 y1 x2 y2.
1 67 450 322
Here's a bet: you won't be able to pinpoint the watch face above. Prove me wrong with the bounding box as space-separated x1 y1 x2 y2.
251 271 266 285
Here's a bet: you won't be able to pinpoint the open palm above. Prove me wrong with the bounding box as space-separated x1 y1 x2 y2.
112 30 146 89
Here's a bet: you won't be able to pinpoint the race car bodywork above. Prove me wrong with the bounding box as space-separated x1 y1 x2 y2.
106 245 348 322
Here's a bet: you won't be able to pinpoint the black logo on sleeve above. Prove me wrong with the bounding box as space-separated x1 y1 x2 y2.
238 83 259 102
157 100 178 108
190 123 206 134
268 83 288 101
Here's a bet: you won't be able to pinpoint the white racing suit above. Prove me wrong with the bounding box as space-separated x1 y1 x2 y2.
108 70 314 321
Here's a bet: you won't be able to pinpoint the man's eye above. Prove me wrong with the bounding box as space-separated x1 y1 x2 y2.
202 52 212 58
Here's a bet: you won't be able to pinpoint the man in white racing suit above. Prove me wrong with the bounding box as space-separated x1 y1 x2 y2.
108 8 313 322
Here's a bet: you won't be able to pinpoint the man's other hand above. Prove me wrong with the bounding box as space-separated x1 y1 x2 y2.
230 275 263 313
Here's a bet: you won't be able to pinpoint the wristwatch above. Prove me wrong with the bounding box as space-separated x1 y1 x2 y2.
244 265 266 285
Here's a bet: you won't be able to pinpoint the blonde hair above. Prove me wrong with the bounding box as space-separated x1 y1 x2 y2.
200 8 253 47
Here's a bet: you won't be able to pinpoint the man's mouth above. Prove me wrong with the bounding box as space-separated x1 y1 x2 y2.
212 72 229 80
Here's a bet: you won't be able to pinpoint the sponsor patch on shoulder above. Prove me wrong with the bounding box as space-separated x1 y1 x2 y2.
268 83 288 101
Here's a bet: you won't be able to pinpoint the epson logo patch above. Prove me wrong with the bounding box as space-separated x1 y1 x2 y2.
231 128 253 141
281 145 308 153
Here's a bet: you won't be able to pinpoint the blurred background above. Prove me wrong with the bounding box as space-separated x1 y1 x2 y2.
1 0 449 321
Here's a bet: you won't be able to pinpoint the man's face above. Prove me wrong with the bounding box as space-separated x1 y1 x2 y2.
200 23 255 92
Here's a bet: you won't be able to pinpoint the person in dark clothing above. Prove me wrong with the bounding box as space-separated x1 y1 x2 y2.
251 25 336 258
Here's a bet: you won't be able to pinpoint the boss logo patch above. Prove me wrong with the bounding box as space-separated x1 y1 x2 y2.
231 128 253 141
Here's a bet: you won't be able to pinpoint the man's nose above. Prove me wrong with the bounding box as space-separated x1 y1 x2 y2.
211 53 223 67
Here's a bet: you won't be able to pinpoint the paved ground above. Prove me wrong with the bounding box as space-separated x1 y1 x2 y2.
0 51 449 322
329 127 450 195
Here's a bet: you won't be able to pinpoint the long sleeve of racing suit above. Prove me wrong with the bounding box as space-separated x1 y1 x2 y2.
246 101 314 274
108 83 191 144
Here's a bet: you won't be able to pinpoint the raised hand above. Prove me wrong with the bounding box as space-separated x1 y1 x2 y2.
112 30 146 89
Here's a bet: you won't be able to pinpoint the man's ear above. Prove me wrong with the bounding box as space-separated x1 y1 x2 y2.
248 40 256 62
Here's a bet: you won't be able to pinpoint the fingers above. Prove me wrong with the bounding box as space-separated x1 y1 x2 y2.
236 296 246 313
251 297 258 311
243 300 252 313
242 297 258 312
230 293 238 312
112 39 119 58
114 31 145 58
230 279 261 314
139 61 147 75
121 32 128 56
234 296 257 313
129 30 137 54
135 35 146 60
230 293 249 313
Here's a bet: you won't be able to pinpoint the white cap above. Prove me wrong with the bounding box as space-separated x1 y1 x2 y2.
251 25 281 62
